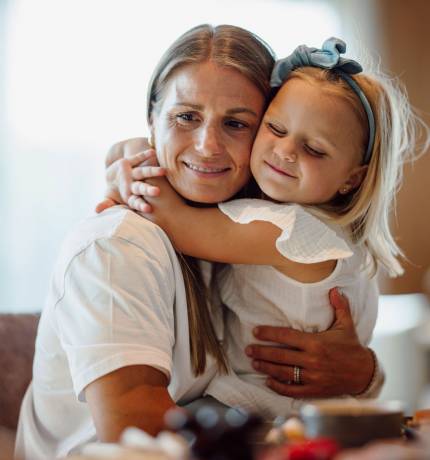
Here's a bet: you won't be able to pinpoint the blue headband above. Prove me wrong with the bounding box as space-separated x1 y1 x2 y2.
270 37 375 164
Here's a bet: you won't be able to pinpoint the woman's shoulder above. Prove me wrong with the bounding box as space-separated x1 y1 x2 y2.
60 206 176 264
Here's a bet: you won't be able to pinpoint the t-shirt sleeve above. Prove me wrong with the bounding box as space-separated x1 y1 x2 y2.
218 199 353 263
54 235 176 401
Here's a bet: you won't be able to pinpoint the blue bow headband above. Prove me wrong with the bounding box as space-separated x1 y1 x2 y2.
270 37 375 165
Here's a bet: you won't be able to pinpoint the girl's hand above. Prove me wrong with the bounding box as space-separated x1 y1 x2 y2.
246 288 376 398
95 140 165 213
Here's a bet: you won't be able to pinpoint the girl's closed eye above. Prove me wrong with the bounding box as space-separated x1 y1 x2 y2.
266 121 287 137
304 143 327 158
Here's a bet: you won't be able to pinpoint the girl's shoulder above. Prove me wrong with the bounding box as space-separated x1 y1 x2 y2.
218 199 354 264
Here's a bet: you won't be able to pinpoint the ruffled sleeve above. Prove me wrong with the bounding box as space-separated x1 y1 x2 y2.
218 198 353 263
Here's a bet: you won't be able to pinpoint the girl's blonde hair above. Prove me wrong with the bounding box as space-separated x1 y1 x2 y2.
288 67 428 277
146 24 275 376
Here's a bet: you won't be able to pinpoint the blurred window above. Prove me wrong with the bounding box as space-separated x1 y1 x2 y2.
0 0 341 312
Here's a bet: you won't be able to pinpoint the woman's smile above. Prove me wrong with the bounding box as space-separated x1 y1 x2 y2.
182 160 231 176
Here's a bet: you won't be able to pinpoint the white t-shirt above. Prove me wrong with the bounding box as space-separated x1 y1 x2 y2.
15 206 222 460
206 199 380 419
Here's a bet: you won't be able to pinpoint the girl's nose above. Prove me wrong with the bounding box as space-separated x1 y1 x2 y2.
273 137 298 163
195 124 224 157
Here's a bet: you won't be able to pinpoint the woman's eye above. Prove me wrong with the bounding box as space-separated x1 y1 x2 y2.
225 119 248 129
176 112 198 124
304 144 326 157
266 122 286 137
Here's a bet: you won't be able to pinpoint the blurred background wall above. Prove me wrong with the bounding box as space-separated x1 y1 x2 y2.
374 0 430 295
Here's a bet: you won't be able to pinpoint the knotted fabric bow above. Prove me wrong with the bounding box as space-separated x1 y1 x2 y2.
270 37 375 165
270 37 362 87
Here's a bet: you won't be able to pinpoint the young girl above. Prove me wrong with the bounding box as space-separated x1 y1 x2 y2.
131 38 419 418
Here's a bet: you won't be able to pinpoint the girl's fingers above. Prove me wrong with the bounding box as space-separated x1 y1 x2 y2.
95 198 118 214
128 149 157 167
131 166 166 180
130 181 160 197
128 195 153 213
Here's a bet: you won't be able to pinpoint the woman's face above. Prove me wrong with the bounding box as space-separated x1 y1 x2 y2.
151 61 265 203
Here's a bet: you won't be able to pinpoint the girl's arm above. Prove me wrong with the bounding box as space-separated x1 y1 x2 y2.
145 178 336 281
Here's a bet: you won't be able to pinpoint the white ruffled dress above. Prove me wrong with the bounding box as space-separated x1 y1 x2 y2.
205 199 379 419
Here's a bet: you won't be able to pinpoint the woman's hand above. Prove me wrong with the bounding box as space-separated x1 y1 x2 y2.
95 138 166 213
246 288 375 398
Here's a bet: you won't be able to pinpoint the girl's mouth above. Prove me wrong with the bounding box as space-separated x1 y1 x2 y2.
265 161 297 178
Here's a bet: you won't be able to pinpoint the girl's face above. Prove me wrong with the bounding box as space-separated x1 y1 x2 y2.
250 78 367 204
151 62 265 203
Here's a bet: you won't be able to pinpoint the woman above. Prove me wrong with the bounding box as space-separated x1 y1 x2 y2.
16 24 382 460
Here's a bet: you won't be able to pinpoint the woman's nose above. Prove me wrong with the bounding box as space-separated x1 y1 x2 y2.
195 124 224 157
274 137 298 163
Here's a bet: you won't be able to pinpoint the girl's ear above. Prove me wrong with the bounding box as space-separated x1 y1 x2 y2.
339 165 368 195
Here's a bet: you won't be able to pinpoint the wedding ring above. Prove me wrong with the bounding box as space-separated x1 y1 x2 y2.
293 366 302 385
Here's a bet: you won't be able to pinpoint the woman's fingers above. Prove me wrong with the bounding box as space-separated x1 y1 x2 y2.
246 345 304 366
265 378 329 398
132 166 166 181
252 325 311 350
128 195 152 213
252 360 308 384
328 287 356 332
131 181 160 197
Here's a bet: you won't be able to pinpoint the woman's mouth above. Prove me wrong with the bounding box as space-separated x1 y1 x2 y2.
265 161 297 178
183 161 231 176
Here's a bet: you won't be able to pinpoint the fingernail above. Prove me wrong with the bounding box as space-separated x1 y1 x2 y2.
337 288 346 299
253 326 260 337
330 287 342 300
245 346 253 357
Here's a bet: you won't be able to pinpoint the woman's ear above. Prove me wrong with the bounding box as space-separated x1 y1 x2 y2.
339 165 368 195
148 119 156 148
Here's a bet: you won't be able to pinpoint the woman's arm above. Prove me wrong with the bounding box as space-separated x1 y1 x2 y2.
144 178 336 282
53 222 183 440
85 365 176 440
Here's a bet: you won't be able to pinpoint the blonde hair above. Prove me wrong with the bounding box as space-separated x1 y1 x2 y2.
146 24 275 375
287 67 428 277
